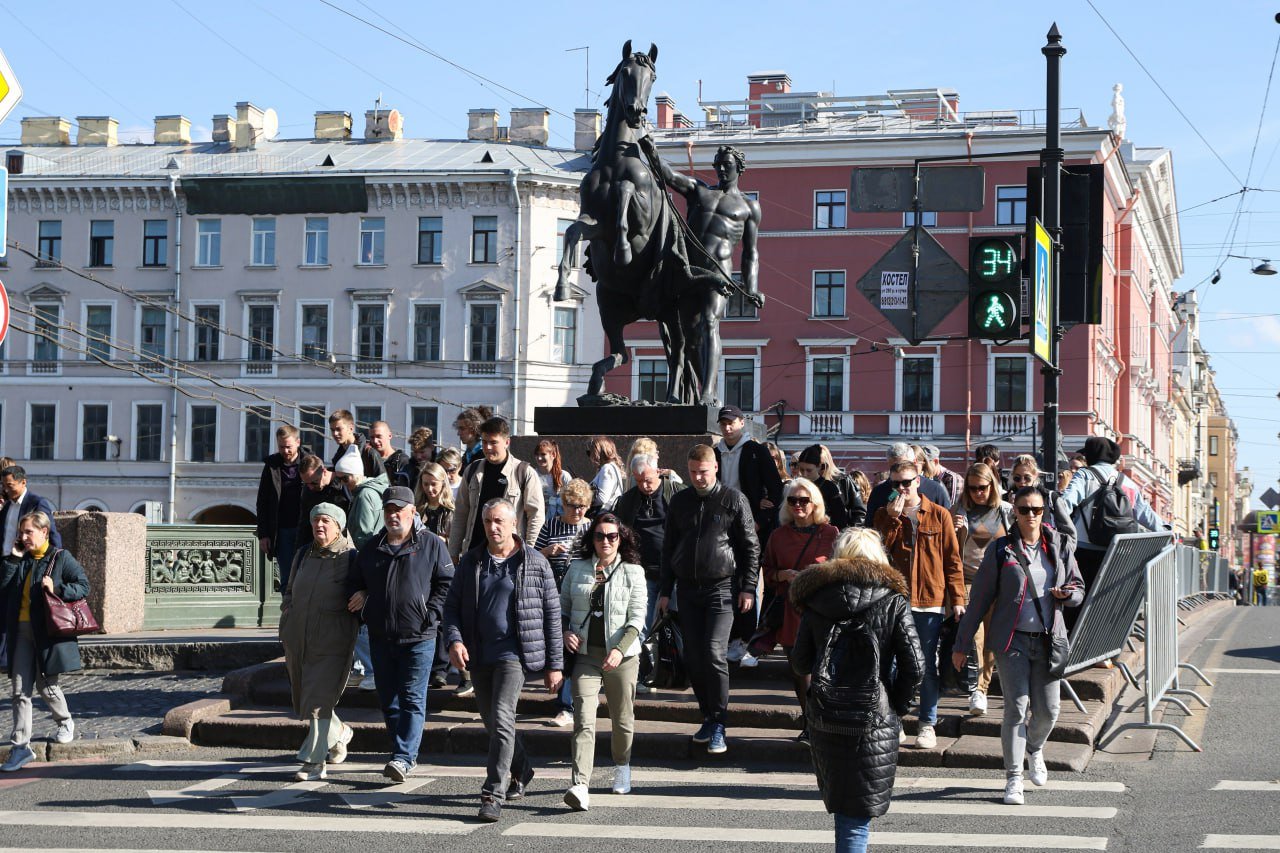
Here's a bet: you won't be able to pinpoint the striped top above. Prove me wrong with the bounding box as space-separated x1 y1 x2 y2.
535 516 591 583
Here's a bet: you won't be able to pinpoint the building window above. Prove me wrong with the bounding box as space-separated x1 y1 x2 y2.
815 190 847 229
88 220 114 267
552 307 577 364
247 304 275 372
356 304 386 368
725 272 758 319
723 358 755 412
410 406 438 436
84 304 112 361
304 217 329 266
417 217 443 265
298 405 326 457
994 356 1027 411
354 406 382 434
81 404 108 461
193 304 221 362
556 218 579 266
37 221 61 265
189 406 217 462
1209 435 1219 456
904 211 938 228
813 271 845 318
301 304 329 360
250 218 276 266
637 358 668 404
29 404 56 460
469 304 498 361
413 304 441 361
135 404 163 461
244 406 271 462
358 217 385 265
472 215 498 264
143 219 167 267
902 357 934 412
140 306 167 369
32 304 60 370
1209 471 1219 487
196 220 221 266
812 357 844 412
996 186 1027 226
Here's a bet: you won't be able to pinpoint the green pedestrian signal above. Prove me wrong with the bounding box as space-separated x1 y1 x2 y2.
1208 526 1220 550
968 236 1021 339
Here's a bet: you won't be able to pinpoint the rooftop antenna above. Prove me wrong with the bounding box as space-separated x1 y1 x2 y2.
566 46 589 108
371 93 383 137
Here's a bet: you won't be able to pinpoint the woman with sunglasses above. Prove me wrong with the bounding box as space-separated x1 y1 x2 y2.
435 448 464 500
1008 454 1074 544
762 478 839 741
951 463 1012 717
559 513 647 811
952 486 1084 806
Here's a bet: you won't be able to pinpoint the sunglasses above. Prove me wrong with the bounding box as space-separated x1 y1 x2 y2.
1011 475 1036 484
565 503 589 511
966 483 990 492
1016 505 1046 516
786 495 811 506
593 531 620 543
890 478 917 487
443 466 459 474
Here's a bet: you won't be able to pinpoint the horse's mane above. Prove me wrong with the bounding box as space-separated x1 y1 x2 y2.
605 52 657 88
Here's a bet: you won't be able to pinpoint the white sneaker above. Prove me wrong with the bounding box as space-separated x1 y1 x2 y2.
914 724 937 750
53 718 76 744
358 675 377 691
1027 750 1048 787
739 651 759 668
612 764 632 794
549 710 574 728
968 691 988 716
564 783 590 811
327 723 354 764
898 725 907 745
1004 776 1025 805
726 639 747 663
294 762 326 782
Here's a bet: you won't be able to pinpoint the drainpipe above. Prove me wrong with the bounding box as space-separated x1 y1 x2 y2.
166 174 183 523
508 170 523 432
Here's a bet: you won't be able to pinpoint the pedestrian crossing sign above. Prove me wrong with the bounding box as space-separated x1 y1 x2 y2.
1258 510 1279 534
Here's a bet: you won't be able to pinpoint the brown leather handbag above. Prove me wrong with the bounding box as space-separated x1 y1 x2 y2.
41 550 100 637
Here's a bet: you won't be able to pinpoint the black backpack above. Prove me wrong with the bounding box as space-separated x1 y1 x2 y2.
1083 466 1142 547
640 613 689 690
807 614 885 730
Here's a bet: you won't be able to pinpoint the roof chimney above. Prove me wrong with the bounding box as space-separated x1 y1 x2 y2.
154 115 192 145
573 108 600 152
233 101 264 150
509 107 549 146
315 110 352 140
746 71 791 127
468 108 499 142
76 116 119 146
655 94 676 129
212 114 232 143
364 108 403 141
20 117 72 146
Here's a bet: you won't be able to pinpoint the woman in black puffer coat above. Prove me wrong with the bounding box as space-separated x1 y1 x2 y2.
790 527 923 853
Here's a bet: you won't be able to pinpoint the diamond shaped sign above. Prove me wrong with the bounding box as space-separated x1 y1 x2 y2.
856 229 967 343
1260 487 1280 510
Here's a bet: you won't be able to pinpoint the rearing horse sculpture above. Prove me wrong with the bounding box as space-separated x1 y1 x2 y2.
554 41 691 403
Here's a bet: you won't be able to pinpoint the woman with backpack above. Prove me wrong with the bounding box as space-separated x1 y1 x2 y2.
790 527 923 853
952 486 1084 806
794 445 859 529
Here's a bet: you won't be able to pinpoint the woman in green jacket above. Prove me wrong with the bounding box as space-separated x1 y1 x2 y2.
1 510 90 772
559 512 647 812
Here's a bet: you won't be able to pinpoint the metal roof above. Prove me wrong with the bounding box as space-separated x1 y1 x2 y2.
6 137 590 181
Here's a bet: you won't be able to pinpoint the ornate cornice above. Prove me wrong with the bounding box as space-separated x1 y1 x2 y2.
8 184 175 214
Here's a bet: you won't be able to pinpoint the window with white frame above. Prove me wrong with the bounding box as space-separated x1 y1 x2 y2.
301 303 330 360
88 220 114 267
135 404 163 461
356 304 387 371
993 356 1028 410
996 186 1027 226
636 358 668 403
196 219 221 266
244 406 272 462
297 405 327 457
552 306 577 364
725 272 758 319
413 303 442 361
139 306 167 370
31 303 60 372
903 211 938 227
723 357 755 412
193 304 221 362
304 217 329 266
811 357 844 411
468 304 498 361
246 303 275 372
250 218 276 266
189 405 217 462
143 219 167 267
472 216 498 264
556 218 579 267
84 304 112 360
815 190 847 229
354 406 382 434
902 357 934 412
410 406 438 436
418 217 443 265
29 404 56 460
1209 435 1219 456
359 217 385 265
81 403 109 461
813 271 845 318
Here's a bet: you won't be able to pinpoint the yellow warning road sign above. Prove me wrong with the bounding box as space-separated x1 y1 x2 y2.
0 47 23 124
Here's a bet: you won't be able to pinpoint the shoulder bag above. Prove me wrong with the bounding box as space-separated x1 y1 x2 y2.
1011 541 1068 679
41 550 101 638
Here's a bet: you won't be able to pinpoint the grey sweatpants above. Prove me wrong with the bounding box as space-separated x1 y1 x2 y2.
10 621 72 748
994 631 1060 778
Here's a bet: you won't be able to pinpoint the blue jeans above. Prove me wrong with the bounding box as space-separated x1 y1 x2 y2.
557 674 573 712
367 635 434 767
275 527 298 592
645 577 662 631
353 625 372 675
834 813 871 853
912 611 944 726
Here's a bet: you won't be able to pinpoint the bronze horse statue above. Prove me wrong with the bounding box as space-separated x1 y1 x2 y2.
553 41 695 403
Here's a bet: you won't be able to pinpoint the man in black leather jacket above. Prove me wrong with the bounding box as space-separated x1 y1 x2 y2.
656 445 760 757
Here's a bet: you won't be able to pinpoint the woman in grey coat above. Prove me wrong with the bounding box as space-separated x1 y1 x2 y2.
953 486 1085 807
280 503 359 781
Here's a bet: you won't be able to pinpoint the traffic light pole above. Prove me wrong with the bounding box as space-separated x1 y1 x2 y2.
1040 24 1067 474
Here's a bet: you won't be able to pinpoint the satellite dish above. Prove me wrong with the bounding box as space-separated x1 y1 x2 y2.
386 109 403 136
261 108 279 140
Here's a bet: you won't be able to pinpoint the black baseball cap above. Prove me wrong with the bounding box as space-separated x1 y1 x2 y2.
382 486 415 508
717 405 745 422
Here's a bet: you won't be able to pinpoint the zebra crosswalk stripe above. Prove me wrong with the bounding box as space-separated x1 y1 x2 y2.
586 793 1116 820
1201 837 1280 850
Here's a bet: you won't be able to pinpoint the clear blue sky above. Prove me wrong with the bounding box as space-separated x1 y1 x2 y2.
0 0 1275 509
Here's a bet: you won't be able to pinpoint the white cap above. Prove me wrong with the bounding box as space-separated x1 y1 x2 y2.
335 450 363 477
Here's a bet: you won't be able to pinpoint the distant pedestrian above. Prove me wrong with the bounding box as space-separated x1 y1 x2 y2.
922 445 963 507
974 443 1006 493
280 503 358 781
1 511 88 772
534 478 593 727
328 410 384 478
442 498 563 823
533 440 573 522
449 416 544 564
790 527 924 853
400 427 440 490
454 408 487 469
368 421 409 485
793 444 857 529
560 513 647 811
614 454 685 632
864 443 951 522
588 436 626 515
436 448 464 500
255 425 305 591
1254 565 1271 606
0 466 62 555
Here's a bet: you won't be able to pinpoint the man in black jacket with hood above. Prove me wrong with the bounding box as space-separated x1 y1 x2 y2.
657 444 760 757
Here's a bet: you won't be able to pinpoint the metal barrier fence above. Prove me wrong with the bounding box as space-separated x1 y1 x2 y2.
1171 546 1233 607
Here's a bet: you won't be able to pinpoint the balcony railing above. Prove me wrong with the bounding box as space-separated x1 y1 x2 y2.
786 410 1041 440
890 412 941 437
799 411 853 436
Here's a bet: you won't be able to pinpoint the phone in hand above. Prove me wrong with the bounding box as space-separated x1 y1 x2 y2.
887 489 900 503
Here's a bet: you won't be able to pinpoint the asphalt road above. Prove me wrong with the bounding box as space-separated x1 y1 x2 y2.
0 606 1275 852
